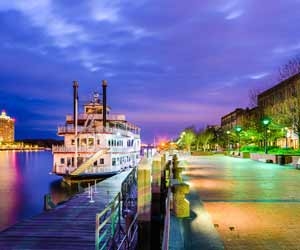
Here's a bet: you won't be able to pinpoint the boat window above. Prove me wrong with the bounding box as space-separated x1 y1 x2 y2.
81 138 87 146
100 158 104 164
108 140 111 146
60 158 65 164
88 138 94 146
93 161 97 166
71 139 75 145
97 139 100 145
112 158 116 166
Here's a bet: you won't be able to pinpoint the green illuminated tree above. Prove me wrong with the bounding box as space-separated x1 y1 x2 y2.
267 96 300 148
180 128 196 152
196 128 214 151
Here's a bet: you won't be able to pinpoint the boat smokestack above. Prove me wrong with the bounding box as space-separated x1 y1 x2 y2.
102 80 107 128
73 81 79 128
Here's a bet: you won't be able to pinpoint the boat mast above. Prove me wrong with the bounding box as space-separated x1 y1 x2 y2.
73 81 79 169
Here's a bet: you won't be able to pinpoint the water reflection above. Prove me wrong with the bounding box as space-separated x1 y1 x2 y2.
0 151 61 231
0 151 21 231
47 179 81 207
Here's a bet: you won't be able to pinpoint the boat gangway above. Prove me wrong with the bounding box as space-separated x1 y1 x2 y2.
0 168 137 250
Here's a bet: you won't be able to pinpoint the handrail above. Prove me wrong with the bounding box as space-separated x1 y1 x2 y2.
95 193 121 250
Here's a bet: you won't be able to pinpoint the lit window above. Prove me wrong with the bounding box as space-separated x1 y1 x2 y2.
88 138 94 146
81 138 87 146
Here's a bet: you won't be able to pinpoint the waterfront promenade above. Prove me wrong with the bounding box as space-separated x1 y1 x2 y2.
176 155 300 250
0 169 133 249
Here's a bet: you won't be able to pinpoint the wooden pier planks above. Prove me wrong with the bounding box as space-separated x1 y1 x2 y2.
0 170 131 250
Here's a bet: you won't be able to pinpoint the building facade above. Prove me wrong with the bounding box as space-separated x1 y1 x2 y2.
257 73 300 148
258 74 300 112
0 111 15 143
221 107 258 131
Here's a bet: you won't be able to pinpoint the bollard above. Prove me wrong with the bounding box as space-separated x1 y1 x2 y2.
174 167 184 183
172 154 179 168
172 183 190 218
165 160 171 187
152 154 162 193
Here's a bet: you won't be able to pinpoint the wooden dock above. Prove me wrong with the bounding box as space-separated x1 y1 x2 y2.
0 170 133 250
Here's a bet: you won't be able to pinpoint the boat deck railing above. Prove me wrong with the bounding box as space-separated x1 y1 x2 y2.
66 114 126 122
57 126 140 137
52 145 140 154
52 145 107 153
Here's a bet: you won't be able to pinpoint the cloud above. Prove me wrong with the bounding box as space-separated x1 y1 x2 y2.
89 0 121 23
249 72 269 79
219 0 239 12
225 9 244 20
2 0 300 142
273 43 300 54
0 0 88 48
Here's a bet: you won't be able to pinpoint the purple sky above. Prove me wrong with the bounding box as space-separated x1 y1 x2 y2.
0 0 300 143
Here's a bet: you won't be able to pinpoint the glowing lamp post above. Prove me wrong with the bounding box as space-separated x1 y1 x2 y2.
262 118 271 154
226 130 231 150
285 127 289 148
235 126 242 155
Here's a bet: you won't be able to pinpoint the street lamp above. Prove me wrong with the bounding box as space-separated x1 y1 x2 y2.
226 130 231 151
235 126 242 155
285 127 289 148
261 117 271 154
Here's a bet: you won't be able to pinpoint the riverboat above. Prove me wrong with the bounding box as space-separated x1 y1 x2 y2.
52 80 141 178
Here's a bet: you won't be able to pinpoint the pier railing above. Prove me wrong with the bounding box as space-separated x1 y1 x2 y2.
96 167 138 250
95 193 122 250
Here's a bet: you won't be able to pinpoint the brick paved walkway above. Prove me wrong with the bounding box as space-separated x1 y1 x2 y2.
183 155 300 250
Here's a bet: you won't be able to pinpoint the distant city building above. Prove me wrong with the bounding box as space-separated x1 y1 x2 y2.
0 110 15 143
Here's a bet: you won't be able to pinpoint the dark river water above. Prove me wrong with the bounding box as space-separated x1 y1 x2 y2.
0 150 63 231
